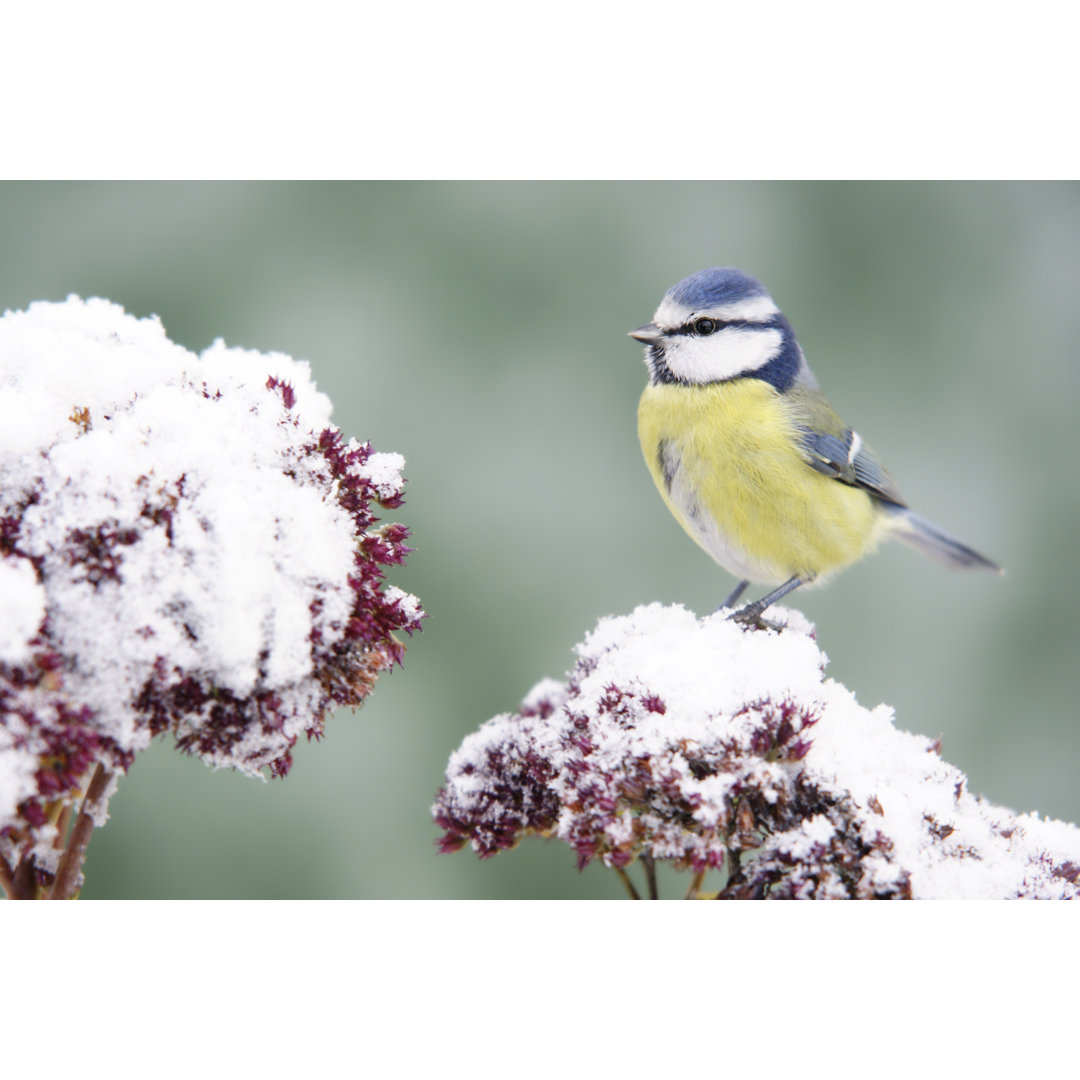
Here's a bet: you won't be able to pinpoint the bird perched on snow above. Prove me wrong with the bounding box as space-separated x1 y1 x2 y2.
631 266 1001 624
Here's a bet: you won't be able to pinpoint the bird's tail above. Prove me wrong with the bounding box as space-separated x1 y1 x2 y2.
883 506 1003 573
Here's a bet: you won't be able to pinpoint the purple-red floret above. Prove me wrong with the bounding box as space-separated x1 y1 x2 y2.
1053 862 1080 884
269 751 294 779
17 799 48 828
64 523 140 587
266 376 297 410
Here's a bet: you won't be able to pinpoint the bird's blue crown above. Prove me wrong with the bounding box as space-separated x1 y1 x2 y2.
667 266 769 311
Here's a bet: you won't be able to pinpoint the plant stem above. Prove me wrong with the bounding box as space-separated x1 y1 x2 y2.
11 854 39 899
642 854 659 900
614 866 641 900
48 763 112 901
684 869 706 900
0 852 15 898
53 804 73 850
724 848 741 890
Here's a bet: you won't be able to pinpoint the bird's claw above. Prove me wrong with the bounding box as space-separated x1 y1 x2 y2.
727 606 781 631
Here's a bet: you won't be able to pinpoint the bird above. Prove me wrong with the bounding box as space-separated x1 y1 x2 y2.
630 266 1001 625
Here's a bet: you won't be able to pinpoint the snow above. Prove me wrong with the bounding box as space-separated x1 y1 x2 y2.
357 452 407 501
435 603 1080 899
0 555 45 663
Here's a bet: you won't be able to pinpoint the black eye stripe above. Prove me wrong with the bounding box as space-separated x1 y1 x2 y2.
667 317 770 338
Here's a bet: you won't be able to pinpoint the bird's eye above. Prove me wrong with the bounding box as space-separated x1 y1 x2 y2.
694 318 718 336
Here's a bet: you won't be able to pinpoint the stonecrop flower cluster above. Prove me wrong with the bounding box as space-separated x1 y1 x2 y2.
435 604 1080 899
0 297 423 879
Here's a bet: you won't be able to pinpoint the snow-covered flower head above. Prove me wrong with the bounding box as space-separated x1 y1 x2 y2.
0 297 424 875
435 605 1080 899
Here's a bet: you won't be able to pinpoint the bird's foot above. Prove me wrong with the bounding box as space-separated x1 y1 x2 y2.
727 604 782 631
723 576 805 630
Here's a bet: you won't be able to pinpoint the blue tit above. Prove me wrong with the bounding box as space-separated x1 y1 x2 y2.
631 266 1001 624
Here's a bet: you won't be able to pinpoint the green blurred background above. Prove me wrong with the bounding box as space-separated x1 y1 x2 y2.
2 182 1077 899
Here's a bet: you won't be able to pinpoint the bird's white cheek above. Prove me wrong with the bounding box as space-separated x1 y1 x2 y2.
667 328 782 383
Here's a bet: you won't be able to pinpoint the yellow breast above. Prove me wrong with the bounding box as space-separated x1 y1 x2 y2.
637 380 882 585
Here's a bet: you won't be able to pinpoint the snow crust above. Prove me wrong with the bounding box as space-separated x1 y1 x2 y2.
0 555 45 664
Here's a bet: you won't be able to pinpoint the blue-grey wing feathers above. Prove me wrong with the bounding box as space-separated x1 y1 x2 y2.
798 426 906 506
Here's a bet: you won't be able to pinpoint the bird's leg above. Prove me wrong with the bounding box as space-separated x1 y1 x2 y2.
728 576 805 626
715 580 750 613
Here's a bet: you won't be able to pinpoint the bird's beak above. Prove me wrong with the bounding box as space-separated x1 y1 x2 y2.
629 323 662 345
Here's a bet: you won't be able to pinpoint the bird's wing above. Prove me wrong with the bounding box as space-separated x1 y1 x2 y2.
786 385 907 506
